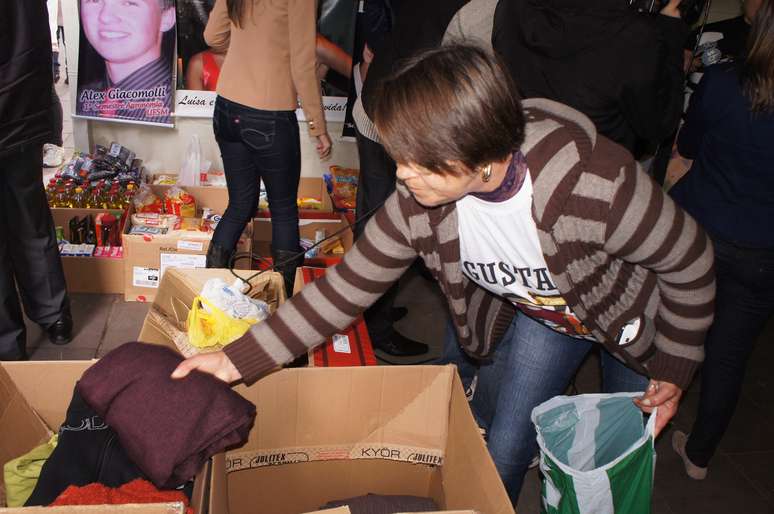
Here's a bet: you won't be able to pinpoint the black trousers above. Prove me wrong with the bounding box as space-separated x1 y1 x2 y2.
354 129 401 343
0 145 69 359
686 238 774 466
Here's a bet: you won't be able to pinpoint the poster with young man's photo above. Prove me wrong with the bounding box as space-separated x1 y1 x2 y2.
173 0 356 124
75 0 177 126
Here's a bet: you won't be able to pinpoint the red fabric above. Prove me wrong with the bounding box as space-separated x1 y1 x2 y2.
201 51 220 92
302 267 377 367
51 479 194 513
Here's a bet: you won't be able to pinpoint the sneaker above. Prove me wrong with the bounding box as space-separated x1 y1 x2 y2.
672 430 708 480
42 144 65 168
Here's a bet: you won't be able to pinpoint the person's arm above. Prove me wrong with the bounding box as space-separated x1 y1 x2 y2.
288 0 328 142
604 158 715 433
316 34 352 79
173 190 419 384
204 0 231 52
620 3 687 145
185 53 205 91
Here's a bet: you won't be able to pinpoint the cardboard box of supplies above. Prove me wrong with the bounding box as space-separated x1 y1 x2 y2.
137 268 284 357
122 215 252 303
50 207 127 295
205 365 514 514
0 361 207 513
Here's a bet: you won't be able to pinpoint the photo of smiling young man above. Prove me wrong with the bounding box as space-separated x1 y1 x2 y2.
76 0 177 126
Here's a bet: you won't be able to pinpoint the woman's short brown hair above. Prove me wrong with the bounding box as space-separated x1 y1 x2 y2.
372 44 525 175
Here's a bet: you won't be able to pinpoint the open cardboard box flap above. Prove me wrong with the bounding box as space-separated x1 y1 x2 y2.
226 366 453 472
0 503 187 513
0 362 207 513
138 268 284 357
303 509 476 514
207 365 513 514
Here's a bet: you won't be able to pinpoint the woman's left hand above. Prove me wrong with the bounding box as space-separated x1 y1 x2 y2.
633 379 683 437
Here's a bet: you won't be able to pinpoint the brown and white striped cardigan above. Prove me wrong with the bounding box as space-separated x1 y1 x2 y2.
225 99 715 390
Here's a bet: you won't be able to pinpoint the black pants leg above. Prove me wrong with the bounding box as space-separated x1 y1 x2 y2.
685 238 774 466
354 129 401 343
0 145 69 359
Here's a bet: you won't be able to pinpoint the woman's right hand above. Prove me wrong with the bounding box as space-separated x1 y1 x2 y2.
316 133 333 160
171 350 242 384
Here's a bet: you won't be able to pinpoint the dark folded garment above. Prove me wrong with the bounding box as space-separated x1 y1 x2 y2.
77 342 256 488
25 388 144 506
321 493 439 514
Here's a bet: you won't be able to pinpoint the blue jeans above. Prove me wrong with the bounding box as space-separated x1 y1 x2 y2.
211 96 301 252
438 311 648 504
686 238 774 466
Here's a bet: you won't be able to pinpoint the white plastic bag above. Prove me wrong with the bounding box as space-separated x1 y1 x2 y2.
532 393 657 514
179 134 201 187
199 278 271 322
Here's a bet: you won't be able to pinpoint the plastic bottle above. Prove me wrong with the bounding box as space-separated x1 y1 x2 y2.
71 187 86 208
122 183 136 210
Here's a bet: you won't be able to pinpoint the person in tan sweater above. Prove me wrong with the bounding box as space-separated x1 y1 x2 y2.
204 0 332 296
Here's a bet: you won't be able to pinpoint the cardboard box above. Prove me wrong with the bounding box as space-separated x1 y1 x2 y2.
252 213 353 262
150 177 331 217
0 361 206 513
122 218 252 303
150 183 230 216
138 268 284 356
205 365 513 514
50 208 126 294
294 267 376 368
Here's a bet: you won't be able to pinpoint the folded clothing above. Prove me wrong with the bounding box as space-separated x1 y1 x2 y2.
25 389 144 506
76 342 256 489
321 494 439 514
51 478 193 514
4 434 58 507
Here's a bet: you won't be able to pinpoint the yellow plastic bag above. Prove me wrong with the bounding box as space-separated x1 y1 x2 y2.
187 296 257 348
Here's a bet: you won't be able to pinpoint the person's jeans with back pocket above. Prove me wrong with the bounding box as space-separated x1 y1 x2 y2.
211 96 302 253
438 310 648 504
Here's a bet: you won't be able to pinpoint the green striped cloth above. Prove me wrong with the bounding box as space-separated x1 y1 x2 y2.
532 393 657 514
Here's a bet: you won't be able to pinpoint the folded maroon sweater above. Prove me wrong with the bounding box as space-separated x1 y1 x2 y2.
77 342 256 488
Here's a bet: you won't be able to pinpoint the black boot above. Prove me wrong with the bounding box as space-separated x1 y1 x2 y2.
271 247 305 298
47 305 73 345
206 242 235 268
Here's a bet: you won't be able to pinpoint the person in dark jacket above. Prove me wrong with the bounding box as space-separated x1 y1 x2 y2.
492 0 687 159
0 0 72 360
670 0 774 480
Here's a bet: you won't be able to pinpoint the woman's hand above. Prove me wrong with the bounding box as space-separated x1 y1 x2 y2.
633 379 683 437
316 133 333 160
171 351 242 384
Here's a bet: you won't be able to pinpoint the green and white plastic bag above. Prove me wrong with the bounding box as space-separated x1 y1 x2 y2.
531 393 657 514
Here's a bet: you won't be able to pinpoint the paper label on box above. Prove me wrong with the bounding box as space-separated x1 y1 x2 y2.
160 253 206 279
332 334 351 354
177 240 204 251
133 267 160 288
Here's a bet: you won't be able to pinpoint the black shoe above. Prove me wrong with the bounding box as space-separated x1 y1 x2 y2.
372 332 428 357
47 311 73 345
390 306 408 322
206 242 235 268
